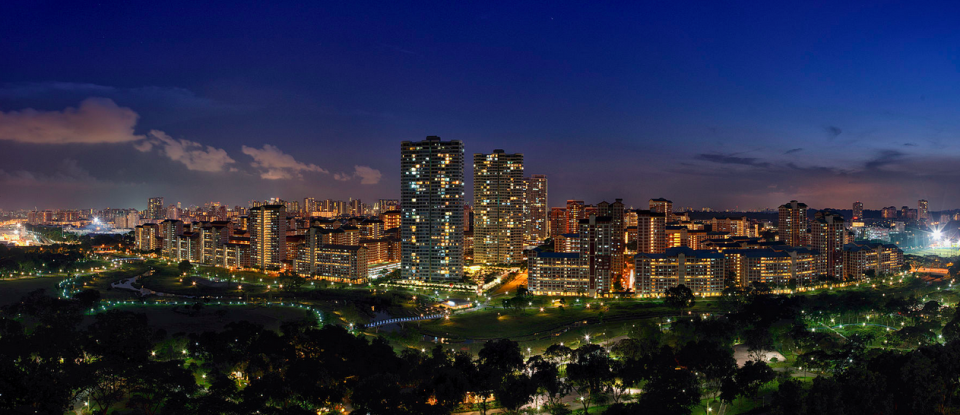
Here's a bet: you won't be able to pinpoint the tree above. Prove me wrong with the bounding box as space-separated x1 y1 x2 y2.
677 341 736 403
127 361 197 415
566 344 611 414
605 358 637 405
431 358 471 413
72 288 101 308
178 260 192 275
473 339 524 415
350 373 408 414
636 361 701 415
942 309 960 342
736 360 776 401
664 284 695 316
495 372 536 413
528 355 570 411
804 377 844 415
277 273 306 293
771 379 805 415
543 343 572 365
82 310 159 415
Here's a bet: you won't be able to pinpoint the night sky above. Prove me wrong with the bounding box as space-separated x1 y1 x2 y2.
3 2 960 212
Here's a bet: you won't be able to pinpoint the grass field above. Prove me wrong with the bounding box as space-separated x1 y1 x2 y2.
87 304 315 333
905 247 960 257
398 298 722 355
0 276 69 306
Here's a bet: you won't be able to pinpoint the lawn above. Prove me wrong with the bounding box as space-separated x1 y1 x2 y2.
87 303 315 333
0 276 70 305
419 298 718 340
905 247 960 257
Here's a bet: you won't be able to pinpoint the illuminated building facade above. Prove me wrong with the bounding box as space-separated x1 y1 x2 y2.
135 223 160 252
473 150 525 264
578 214 615 294
843 242 904 279
199 221 232 265
918 199 929 221
295 244 368 282
400 136 464 281
527 251 587 295
525 174 549 242
147 197 164 220
852 201 863 221
725 247 819 287
597 199 625 280
527 214 614 296
778 200 808 246
636 209 666 253
250 204 287 270
554 233 580 253
635 247 725 296
549 207 567 238
381 210 401 231
881 206 898 220
811 210 846 279
565 200 585 237
159 219 183 257
712 217 750 237
666 226 687 249
649 198 673 222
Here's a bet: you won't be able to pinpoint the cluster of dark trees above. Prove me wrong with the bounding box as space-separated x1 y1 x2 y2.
4 276 960 414
25 224 131 249
0 243 89 275
2 287 762 415
771 340 960 415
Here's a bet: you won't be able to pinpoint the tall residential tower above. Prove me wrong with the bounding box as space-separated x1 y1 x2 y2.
474 150 525 264
778 200 808 247
525 175 549 243
148 197 165 220
401 136 465 280
250 204 287 270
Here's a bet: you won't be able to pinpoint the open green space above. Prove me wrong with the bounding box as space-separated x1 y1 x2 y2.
418 300 718 341
905 247 960 257
89 303 316 333
0 276 69 305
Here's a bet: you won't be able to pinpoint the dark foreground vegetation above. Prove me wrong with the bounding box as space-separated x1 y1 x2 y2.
3 278 960 415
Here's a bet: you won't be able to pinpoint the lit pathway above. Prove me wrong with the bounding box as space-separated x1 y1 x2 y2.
368 313 444 327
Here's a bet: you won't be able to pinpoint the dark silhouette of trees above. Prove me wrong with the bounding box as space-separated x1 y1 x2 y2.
7 278 960 415
177 260 192 275
566 343 611 414
664 284 695 316
472 338 525 415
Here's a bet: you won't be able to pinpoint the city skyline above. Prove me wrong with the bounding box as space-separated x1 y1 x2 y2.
3 4 960 415
4 3 960 211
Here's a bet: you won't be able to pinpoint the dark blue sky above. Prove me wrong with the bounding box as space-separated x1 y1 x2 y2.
3 1 960 211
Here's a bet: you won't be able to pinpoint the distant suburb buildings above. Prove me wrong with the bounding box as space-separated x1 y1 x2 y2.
529 198 903 297
126 137 910 298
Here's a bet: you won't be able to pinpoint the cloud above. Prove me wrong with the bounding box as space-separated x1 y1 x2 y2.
696 153 770 168
0 82 230 115
0 159 107 187
864 149 906 170
137 130 235 172
241 144 328 180
903 142 918 147
353 165 382 184
333 165 383 184
825 125 842 139
0 97 143 144
784 148 803 154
